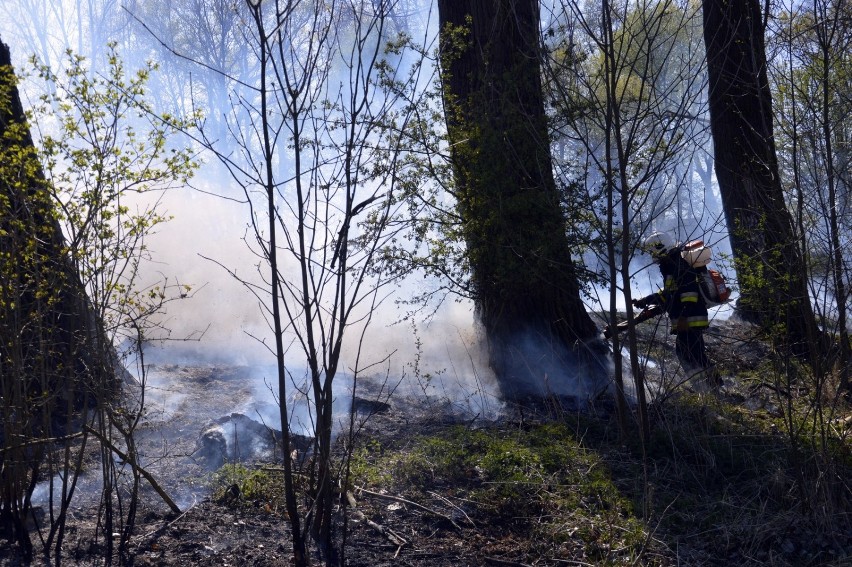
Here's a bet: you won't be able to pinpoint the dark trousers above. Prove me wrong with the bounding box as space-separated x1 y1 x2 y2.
675 329 709 372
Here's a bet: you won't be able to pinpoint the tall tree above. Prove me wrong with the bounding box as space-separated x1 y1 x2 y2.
1 39 59 560
126 0 252 140
2 39 194 561
437 0 606 402
0 38 101 560
701 0 822 358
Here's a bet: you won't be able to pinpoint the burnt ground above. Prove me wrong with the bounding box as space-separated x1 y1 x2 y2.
2 316 851 566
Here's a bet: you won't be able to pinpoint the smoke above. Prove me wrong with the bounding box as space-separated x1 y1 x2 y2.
3 0 734 414
483 323 611 411
138 182 273 365
135 171 483 358
123 171 502 430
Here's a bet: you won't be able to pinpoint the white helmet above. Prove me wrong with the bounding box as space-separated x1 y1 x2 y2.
643 231 676 258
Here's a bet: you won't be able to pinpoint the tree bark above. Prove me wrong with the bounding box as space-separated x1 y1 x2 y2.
701 0 822 359
0 38 111 558
0 38 64 559
438 0 606 402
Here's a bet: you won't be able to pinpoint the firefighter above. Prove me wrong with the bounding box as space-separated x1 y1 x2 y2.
633 232 720 389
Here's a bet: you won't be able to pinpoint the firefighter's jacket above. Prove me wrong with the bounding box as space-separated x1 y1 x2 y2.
637 249 709 332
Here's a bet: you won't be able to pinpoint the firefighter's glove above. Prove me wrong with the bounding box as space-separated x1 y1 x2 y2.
633 298 649 309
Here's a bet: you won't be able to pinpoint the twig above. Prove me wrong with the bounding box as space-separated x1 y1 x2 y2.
427 490 476 527
85 425 181 515
346 491 407 550
356 485 462 530
484 557 533 567
834 414 852 429
135 498 198 541
752 382 789 397
0 431 84 455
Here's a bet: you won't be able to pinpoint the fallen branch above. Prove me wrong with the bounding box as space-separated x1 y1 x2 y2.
355 485 462 530
346 491 407 549
85 425 181 515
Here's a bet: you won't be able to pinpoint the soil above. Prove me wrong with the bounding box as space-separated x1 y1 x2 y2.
1 385 566 566
2 316 850 566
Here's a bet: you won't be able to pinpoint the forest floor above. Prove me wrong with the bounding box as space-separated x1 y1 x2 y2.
2 316 851 566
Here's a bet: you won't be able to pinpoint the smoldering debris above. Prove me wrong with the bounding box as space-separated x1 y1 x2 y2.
352 397 391 415
196 412 313 471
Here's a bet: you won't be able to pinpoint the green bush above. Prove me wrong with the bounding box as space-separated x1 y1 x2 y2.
211 464 278 505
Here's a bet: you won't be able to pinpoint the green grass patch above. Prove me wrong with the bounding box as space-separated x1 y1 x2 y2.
351 422 655 564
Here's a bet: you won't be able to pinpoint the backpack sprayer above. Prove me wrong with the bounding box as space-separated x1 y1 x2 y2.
602 238 731 340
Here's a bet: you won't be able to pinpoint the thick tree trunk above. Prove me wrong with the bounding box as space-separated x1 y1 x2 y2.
0 39 109 407
438 0 606 402
701 0 822 359
0 39 110 557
